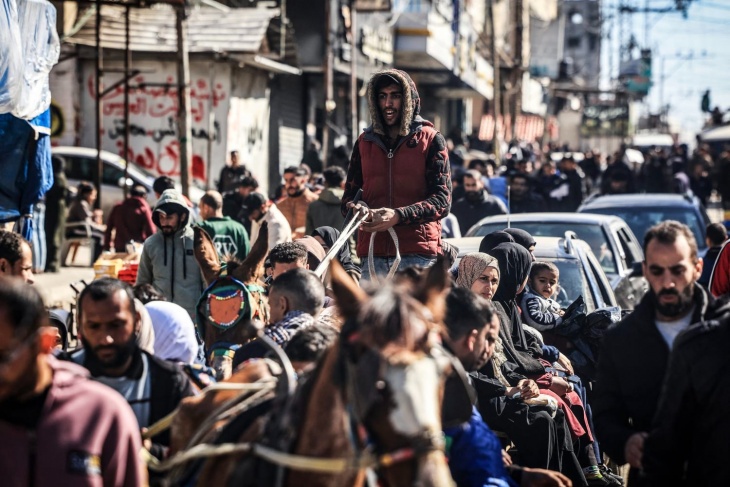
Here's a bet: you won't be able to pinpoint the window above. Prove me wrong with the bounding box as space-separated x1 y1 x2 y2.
102 163 125 186
567 36 581 49
64 156 95 182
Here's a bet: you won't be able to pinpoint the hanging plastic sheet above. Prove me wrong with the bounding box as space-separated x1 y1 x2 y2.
0 0 60 119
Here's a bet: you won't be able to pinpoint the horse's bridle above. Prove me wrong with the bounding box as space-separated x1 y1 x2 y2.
340 332 450 471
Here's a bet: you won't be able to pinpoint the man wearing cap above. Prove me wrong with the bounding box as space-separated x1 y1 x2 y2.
136 189 204 319
103 185 156 252
342 69 451 279
244 192 292 250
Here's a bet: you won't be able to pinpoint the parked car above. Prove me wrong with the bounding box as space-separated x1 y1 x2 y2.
447 234 618 313
578 193 711 256
51 146 204 223
464 212 647 310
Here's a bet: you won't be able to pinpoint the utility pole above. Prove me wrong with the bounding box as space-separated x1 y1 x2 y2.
176 5 192 197
488 0 501 164
322 0 335 167
510 0 523 141
123 4 131 198
350 1 359 148
95 0 103 209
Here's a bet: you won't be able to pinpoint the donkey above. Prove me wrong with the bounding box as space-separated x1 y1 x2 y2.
166 258 458 486
193 223 270 379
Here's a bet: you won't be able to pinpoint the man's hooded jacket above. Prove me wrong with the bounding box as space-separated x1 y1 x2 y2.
136 189 204 319
342 69 452 258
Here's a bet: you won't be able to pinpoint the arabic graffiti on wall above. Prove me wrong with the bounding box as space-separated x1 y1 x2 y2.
81 61 232 186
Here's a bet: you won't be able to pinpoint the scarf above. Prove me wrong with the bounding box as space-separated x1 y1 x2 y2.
503 228 537 251
264 310 316 347
455 252 500 290
479 231 515 254
490 242 545 376
312 226 361 276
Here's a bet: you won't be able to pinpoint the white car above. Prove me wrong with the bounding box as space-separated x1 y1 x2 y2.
51 146 204 222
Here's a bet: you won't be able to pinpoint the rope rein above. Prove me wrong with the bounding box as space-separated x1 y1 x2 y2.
145 440 417 474
367 227 401 283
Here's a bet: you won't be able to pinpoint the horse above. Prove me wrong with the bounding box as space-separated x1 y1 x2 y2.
166 259 459 487
193 223 270 379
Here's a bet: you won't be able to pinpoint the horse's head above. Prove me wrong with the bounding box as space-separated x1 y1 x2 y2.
195 224 270 379
332 259 455 487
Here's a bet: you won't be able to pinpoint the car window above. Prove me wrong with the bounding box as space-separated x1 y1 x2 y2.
471 222 619 275
64 156 95 182
585 250 614 307
617 227 642 265
102 163 125 186
587 207 707 250
547 258 596 311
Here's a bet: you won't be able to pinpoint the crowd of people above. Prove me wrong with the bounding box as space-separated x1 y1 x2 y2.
1 67 729 487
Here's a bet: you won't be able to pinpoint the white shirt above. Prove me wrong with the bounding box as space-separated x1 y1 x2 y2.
655 306 695 349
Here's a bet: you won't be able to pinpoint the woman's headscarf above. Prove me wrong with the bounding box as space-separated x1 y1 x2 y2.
455 252 499 290
503 228 537 252
491 243 532 303
489 242 544 375
479 231 515 255
311 226 361 277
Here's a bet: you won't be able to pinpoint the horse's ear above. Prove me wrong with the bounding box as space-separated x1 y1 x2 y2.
330 259 366 320
193 226 221 285
231 222 268 283
415 256 450 322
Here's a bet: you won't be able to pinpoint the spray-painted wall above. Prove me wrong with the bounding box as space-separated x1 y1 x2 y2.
79 59 234 188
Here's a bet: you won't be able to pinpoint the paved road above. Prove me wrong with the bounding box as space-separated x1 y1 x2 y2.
35 265 95 308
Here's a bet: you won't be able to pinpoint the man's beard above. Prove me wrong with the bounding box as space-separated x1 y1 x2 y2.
83 336 137 372
161 225 176 236
651 285 695 318
287 187 304 197
465 190 483 202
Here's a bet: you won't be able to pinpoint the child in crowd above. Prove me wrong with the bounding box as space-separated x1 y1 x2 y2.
521 261 565 331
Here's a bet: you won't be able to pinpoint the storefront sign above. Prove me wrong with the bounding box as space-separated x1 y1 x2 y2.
360 24 393 65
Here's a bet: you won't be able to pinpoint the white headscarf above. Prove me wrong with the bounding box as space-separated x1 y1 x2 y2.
145 301 199 364
135 299 155 354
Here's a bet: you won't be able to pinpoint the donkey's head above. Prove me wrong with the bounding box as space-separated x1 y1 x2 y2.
332 259 455 487
195 224 270 379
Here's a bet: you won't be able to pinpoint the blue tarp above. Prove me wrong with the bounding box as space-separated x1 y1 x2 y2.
0 109 53 239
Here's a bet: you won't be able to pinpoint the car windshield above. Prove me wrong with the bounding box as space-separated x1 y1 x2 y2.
470 222 618 275
541 257 596 311
586 207 706 250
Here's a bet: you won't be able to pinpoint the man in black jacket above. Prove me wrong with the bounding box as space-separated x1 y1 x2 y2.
593 221 730 487
642 307 730 486
69 278 195 458
451 169 507 234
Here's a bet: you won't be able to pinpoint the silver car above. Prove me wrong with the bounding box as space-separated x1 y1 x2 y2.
51 146 204 222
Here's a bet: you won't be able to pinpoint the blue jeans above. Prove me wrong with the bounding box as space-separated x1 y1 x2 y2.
361 254 436 282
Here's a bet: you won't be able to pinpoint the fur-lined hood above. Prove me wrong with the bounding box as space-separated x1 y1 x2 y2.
366 69 422 137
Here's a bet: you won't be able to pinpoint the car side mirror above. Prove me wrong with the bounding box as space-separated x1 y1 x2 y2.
630 261 643 277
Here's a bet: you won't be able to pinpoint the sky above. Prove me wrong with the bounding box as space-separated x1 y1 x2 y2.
601 0 730 139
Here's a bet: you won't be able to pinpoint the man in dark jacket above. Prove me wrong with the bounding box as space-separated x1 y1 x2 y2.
306 166 346 234
103 185 156 252
508 172 545 214
342 69 451 280
553 154 587 212
69 278 195 459
642 307 730 486
698 222 726 286
451 169 507 234
593 220 729 487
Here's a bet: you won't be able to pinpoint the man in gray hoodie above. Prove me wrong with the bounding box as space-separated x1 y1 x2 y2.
136 189 204 319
